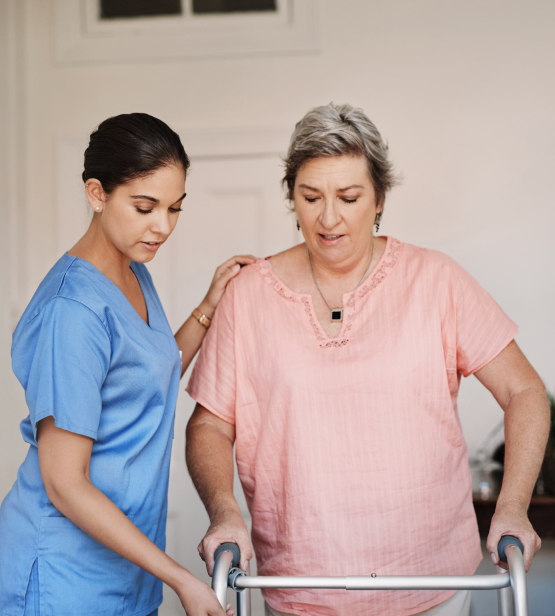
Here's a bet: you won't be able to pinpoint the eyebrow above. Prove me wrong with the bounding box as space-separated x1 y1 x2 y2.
298 184 364 192
337 184 364 192
130 192 187 205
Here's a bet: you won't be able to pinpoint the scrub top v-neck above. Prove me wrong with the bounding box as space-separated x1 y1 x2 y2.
0 254 181 616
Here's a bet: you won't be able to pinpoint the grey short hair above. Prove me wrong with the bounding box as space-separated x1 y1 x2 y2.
283 103 399 207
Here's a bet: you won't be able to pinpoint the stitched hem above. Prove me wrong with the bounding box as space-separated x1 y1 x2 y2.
185 389 236 426
32 410 98 441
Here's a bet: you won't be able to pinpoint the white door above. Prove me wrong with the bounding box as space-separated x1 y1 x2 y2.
147 153 297 614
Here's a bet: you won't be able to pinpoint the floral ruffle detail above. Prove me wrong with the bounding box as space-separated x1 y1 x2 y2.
251 239 403 349
300 297 326 342
252 260 328 343
252 259 298 304
358 237 403 300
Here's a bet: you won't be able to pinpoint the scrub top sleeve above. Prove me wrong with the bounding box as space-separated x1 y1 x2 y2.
451 262 518 378
25 296 111 440
186 279 237 424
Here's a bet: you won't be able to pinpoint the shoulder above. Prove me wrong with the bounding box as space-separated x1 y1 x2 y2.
225 257 277 293
398 241 465 279
12 256 112 348
267 243 305 268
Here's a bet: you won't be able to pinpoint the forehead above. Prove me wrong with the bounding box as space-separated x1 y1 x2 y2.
119 165 186 195
296 155 370 187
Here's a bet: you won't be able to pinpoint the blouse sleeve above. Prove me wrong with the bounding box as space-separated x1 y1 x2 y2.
451 260 518 377
186 281 237 425
24 297 111 440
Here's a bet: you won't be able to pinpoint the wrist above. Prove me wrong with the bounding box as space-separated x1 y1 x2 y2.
197 299 216 320
495 493 530 515
166 563 196 594
209 496 242 521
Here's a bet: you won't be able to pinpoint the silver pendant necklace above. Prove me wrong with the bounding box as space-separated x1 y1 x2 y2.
306 238 375 322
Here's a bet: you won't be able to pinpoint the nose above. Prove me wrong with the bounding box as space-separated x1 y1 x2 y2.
319 197 341 230
150 210 173 239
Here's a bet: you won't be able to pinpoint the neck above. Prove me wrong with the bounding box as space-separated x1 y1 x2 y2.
68 217 133 286
308 236 376 284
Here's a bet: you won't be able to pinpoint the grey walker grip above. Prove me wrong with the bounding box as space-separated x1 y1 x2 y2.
214 542 241 568
498 535 524 562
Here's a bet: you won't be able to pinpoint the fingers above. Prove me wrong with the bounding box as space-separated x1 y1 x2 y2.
486 525 504 568
217 263 241 284
215 255 257 276
200 535 219 576
198 521 254 576
486 518 541 572
238 537 253 572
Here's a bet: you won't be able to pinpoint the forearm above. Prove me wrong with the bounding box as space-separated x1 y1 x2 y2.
498 385 550 510
186 419 239 519
175 299 214 377
48 477 191 592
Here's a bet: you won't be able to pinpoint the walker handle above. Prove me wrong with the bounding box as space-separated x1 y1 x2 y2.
214 542 241 568
498 535 524 562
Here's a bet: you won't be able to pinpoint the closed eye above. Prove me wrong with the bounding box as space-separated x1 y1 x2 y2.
342 198 358 204
304 196 319 203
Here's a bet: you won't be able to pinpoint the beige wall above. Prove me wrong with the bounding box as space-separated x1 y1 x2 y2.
0 0 30 499
2 0 554 511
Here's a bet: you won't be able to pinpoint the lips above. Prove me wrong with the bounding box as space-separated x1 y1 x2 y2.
318 233 345 246
140 241 162 252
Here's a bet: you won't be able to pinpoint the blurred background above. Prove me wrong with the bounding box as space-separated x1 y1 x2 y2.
1 1 554 614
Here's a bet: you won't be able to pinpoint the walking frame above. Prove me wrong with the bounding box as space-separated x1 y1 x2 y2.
211 536 528 616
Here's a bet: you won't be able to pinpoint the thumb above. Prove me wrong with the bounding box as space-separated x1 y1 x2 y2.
220 264 241 281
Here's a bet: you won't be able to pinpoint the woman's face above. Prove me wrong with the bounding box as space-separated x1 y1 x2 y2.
294 155 382 268
92 165 186 264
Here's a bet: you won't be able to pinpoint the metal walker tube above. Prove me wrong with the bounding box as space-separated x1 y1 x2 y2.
211 549 234 608
211 537 528 616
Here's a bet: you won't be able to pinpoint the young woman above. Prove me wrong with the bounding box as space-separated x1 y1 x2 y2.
0 113 253 616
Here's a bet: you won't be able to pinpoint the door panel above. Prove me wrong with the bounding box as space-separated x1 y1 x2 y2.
147 155 296 614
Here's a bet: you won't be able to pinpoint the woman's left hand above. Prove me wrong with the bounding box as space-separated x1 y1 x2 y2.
200 255 257 318
486 502 541 572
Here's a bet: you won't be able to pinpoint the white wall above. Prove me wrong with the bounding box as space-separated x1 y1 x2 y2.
0 0 30 500
1 0 554 590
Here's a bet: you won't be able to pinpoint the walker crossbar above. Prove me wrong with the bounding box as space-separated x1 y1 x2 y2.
231 572 511 590
211 537 528 616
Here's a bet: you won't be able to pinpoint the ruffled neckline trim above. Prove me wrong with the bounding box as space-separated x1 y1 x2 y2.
251 237 404 348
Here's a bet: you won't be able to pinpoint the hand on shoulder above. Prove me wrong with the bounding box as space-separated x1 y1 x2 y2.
201 255 257 317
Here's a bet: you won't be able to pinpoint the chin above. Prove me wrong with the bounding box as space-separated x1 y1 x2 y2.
128 249 157 264
137 254 156 264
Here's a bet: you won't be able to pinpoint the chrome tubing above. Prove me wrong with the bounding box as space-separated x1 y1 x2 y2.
212 549 235 608
212 539 527 616
234 572 511 590
235 562 251 616
506 544 528 616
497 565 515 616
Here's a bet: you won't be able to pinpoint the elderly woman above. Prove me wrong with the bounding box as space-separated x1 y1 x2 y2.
185 103 549 616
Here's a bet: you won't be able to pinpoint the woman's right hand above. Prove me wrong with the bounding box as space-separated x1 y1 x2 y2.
176 574 234 616
198 506 253 576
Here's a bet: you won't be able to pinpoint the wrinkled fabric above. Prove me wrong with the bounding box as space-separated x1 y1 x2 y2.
266 589 470 616
0 255 180 616
187 238 517 616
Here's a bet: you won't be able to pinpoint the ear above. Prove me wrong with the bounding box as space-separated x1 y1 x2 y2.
85 179 106 214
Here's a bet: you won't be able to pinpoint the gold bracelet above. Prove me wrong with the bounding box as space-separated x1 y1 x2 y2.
192 308 211 329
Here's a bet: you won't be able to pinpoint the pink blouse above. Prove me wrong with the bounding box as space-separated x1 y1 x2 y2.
187 237 518 616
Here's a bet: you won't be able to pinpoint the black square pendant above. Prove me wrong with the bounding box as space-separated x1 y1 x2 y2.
331 309 343 322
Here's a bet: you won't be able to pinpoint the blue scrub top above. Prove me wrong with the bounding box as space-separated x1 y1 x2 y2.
0 255 181 616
